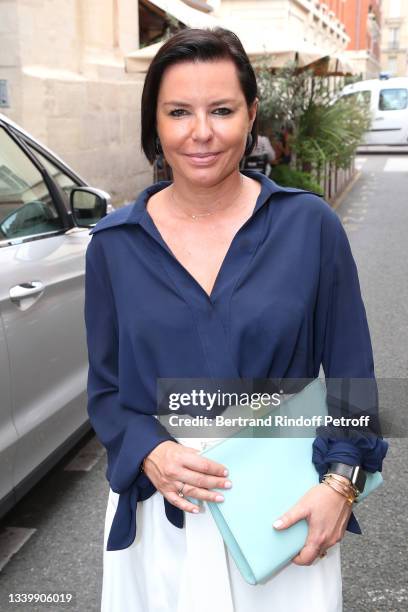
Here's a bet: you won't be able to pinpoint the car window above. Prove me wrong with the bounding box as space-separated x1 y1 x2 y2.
379 88 408 111
26 145 80 211
343 90 371 106
0 127 64 242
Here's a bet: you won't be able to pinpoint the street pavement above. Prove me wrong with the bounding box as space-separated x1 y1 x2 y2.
336 153 408 612
0 154 406 611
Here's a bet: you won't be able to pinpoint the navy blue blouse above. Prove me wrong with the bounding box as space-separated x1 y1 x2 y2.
84 170 388 551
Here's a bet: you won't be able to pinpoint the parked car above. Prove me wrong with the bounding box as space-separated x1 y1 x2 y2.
340 76 408 146
0 113 111 519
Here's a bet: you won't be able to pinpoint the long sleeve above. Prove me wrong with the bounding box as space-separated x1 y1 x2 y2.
312 214 388 534
84 234 181 551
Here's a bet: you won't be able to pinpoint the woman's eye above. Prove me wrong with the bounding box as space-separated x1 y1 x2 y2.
213 107 233 115
168 107 233 117
169 109 188 117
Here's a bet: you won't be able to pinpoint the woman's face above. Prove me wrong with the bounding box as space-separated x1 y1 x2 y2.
156 58 257 186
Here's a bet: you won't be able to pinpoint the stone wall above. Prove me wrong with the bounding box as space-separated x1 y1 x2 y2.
18 68 151 205
0 0 152 207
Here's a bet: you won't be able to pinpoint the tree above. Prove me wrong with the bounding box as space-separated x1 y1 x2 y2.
255 59 371 179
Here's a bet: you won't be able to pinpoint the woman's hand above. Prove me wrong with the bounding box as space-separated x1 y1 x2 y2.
272 477 354 565
142 441 232 514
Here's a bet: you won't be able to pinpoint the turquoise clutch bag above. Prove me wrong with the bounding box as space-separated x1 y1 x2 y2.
187 378 384 585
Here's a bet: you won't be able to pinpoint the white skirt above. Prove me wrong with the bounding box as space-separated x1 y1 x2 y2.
101 437 343 612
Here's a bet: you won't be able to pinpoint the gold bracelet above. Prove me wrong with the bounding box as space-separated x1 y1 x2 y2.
324 473 359 498
323 474 355 495
323 479 355 505
322 475 356 501
322 477 347 496
322 478 356 505
325 473 350 484
326 472 356 488
324 474 353 495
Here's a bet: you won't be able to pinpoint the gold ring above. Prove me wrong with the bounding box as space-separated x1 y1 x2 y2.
178 483 186 498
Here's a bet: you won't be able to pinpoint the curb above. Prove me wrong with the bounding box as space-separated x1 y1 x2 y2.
331 170 362 211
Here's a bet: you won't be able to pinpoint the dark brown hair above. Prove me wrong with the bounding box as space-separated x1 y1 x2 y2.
141 27 259 163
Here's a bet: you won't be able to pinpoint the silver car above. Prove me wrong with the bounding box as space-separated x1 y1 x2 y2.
0 113 110 518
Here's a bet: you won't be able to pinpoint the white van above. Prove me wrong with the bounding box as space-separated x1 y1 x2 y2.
341 76 408 146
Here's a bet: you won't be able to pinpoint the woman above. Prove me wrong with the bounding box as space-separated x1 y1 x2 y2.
84 28 388 612
243 133 276 174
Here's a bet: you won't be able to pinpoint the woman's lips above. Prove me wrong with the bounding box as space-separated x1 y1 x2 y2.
185 152 221 165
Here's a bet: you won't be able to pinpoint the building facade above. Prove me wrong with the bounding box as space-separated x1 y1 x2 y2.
341 0 382 79
0 0 353 204
211 0 349 53
0 0 151 206
128 1 351 74
381 0 408 76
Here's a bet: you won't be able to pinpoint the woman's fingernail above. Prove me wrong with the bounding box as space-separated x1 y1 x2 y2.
273 519 283 528
192 508 199 514
224 481 232 489
215 495 225 502
223 469 229 477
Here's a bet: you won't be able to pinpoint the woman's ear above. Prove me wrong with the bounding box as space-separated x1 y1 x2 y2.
248 97 259 128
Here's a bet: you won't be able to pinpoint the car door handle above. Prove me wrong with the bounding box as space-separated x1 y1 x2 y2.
10 281 45 303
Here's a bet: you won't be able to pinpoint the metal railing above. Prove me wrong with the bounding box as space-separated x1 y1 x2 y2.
315 158 356 204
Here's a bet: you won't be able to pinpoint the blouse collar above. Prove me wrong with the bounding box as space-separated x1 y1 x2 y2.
89 170 315 236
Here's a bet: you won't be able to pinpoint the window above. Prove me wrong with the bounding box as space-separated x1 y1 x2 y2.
26 145 80 211
379 88 408 111
343 90 372 107
0 127 64 242
387 56 397 76
389 0 401 19
389 27 399 50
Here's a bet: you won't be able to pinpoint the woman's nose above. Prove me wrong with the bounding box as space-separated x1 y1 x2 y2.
191 114 213 142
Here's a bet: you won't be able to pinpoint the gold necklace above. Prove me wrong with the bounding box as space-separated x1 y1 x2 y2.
169 176 245 220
